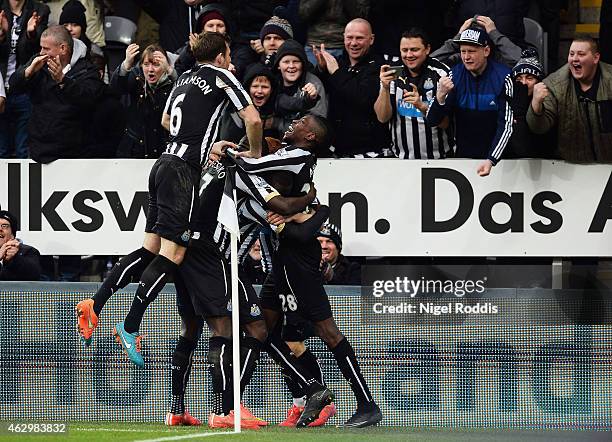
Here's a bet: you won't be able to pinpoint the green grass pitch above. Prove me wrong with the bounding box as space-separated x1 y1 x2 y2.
0 422 603 442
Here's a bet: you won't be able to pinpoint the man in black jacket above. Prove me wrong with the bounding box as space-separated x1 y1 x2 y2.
313 18 390 157
0 209 41 281
9 25 105 163
0 0 49 159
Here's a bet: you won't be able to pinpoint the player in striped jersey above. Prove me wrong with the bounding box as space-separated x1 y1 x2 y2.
374 28 454 159
230 116 383 428
169 137 335 428
75 32 262 368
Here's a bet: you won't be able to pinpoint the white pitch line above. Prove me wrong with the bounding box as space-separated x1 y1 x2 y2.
135 431 238 442
72 428 147 432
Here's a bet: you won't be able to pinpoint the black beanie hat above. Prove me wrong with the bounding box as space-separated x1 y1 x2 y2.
512 48 545 80
273 39 307 69
59 0 87 32
318 221 342 251
0 210 18 234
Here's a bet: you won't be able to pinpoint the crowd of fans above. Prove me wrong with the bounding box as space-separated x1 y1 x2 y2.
0 0 609 166
0 0 611 281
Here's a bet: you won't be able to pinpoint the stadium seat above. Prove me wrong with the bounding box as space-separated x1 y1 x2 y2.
523 17 548 74
104 16 138 74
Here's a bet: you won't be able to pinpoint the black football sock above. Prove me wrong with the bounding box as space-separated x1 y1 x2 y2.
240 336 261 395
209 336 233 415
170 336 198 415
330 337 375 411
92 247 156 316
281 365 305 401
264 332 318 397
298 348 325 386
124 255 177 333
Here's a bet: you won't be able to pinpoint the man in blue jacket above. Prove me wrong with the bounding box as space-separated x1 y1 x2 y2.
427 25 513 177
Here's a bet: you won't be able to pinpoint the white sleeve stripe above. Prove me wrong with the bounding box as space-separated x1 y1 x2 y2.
200 101 226 164
491 100 513 159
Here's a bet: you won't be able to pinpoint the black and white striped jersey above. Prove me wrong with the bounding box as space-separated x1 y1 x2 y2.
231 145 316 197
163 63 252 169
388 58 454 159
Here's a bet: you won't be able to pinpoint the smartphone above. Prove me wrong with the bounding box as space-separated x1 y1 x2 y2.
387 65 403 78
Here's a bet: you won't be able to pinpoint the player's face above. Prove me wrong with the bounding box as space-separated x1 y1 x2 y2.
460 44 489 75
142 53 166 85
184 0 203 6
400 37 430 72
0 220 14 247
283 115 312 143
279 55 302 86
249 239 261 261
63 23 82 39
568 41 600 83
203 19 226 35
343 21 373 64
318 237 339 264
516 73 538 96
249 76 272 107
263 34 285 55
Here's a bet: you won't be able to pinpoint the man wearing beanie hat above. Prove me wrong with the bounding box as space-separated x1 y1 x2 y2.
318 221 361 285
174 3 230 76
248 15 293 70
0 209 41 281
273 39 328 134
505 48 557 159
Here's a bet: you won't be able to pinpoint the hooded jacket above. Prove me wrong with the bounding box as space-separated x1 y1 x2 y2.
9 38 105 163
527 62 612 162
219 63 279 142
0 0 50 86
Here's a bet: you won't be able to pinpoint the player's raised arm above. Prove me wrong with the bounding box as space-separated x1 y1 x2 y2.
238 104 263 158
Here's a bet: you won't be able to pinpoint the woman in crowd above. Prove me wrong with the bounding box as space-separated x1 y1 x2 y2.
110 43 176 159
273 39 327 134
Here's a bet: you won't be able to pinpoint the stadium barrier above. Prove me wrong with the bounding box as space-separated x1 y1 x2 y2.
1 282 611 429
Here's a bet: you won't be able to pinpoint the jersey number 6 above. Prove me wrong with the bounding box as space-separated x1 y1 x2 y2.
170 93 186 136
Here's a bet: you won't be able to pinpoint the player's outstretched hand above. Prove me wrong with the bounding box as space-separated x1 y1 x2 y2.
209 140 236 161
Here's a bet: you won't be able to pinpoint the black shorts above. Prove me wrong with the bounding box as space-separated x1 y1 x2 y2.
274 237 333 325
145 154 199 247
259 272 314 341
176 237 263 323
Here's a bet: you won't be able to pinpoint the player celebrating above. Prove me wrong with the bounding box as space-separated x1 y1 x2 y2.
76 32 262 368
231 115 383 428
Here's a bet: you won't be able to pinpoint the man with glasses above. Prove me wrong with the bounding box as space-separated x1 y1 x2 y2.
0 209 41 281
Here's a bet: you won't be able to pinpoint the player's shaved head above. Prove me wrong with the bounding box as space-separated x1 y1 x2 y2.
306 115 332 152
